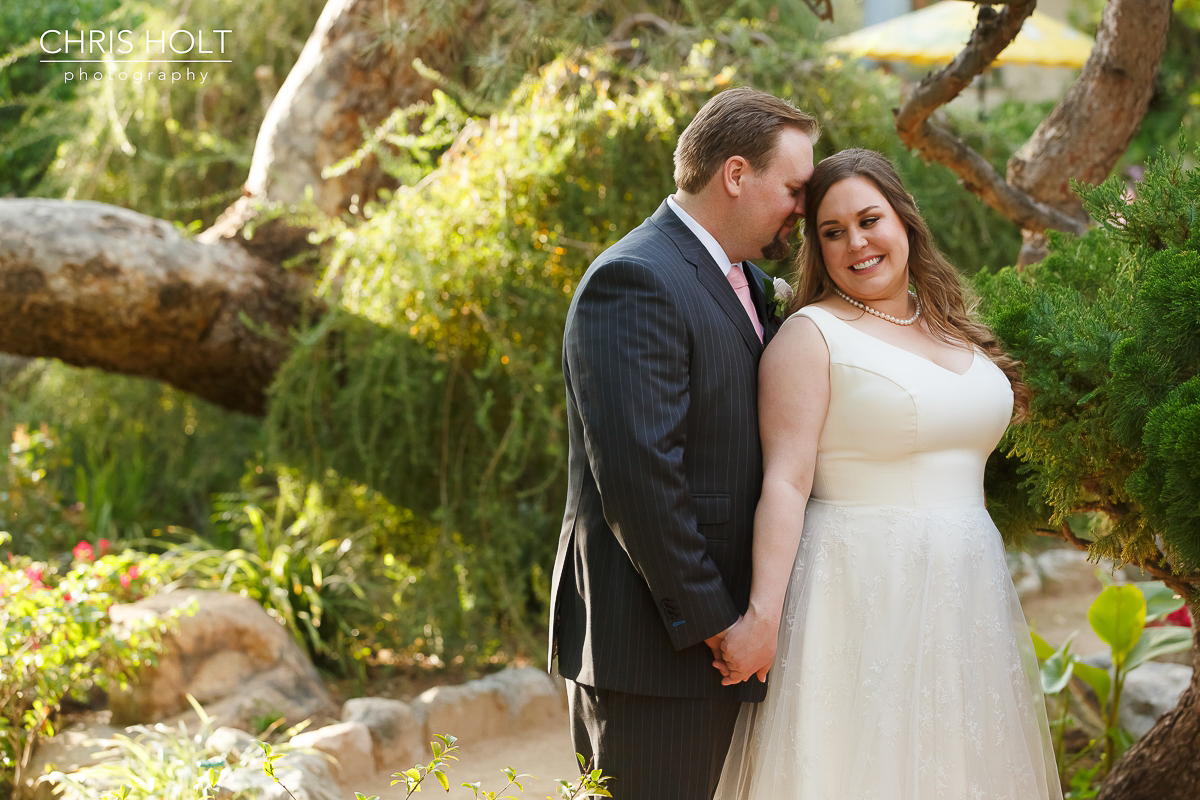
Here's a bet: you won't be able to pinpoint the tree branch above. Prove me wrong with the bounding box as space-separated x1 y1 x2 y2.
1044 524 1200 602
1007 0 1173 216
201 0 493 253
894 0 1087 237
0 199 309 414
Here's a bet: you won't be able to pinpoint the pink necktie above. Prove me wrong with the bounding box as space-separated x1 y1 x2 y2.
727 263 763 342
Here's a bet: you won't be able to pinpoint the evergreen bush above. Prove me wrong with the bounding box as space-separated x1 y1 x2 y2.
977 133 1200 592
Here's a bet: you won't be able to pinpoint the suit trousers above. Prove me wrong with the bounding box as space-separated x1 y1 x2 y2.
567 680 744 800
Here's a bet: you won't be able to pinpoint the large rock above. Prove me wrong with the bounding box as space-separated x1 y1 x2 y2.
216 750 345 800
409 667 565 749
21 714 123 800
108 590 338 730
290 720 375 789
342 697 424 771
1119 661 1194 739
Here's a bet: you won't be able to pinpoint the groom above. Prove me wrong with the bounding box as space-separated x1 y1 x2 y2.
549 87 817 799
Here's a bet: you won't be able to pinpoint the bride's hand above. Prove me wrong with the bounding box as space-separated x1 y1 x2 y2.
718 607 779 685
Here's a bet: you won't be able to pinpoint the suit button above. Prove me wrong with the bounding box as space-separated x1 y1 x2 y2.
661 598 679 620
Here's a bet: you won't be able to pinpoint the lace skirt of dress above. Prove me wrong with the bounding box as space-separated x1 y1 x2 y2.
715 500 1062 800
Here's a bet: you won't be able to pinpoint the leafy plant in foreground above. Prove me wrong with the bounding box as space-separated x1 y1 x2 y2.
1033 580 1192 790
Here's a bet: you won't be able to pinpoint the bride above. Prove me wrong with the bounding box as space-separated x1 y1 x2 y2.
714 149 1061 799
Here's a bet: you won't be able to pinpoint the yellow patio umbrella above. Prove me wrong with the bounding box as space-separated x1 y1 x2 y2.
825 1 1094 68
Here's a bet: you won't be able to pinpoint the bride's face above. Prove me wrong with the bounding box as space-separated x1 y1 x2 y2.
815 175 911 305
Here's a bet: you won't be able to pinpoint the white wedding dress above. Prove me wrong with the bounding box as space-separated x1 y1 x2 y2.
715 306 1062 800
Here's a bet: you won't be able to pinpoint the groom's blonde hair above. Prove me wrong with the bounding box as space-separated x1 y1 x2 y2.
674 87 818 194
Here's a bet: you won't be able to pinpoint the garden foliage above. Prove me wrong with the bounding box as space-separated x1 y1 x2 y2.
978 134 1200 584
0 534 170 798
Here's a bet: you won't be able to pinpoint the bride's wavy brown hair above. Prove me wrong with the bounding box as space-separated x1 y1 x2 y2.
790 148 1029 419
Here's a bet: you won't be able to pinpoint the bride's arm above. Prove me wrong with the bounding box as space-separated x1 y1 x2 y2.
720 315 830 685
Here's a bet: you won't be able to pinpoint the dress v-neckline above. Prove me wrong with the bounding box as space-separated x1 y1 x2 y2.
802 305 978 378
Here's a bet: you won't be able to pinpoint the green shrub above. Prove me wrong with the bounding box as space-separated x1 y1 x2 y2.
0 535 172 797
0 362 263 545
156 467 431 678
976 131 1200 580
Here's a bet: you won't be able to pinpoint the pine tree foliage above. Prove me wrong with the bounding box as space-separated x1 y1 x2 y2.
977 134 1200 589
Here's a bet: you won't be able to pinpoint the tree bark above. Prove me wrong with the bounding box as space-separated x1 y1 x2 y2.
0 199 306 414
1096 607 1200 800
1007 0 1173 263
895 0 1172 261
895 0 1086 237
200 0 490 258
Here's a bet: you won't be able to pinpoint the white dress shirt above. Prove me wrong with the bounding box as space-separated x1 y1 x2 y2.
666 195 740 278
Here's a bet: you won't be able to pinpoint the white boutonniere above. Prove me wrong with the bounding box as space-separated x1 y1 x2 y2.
763 276 795 320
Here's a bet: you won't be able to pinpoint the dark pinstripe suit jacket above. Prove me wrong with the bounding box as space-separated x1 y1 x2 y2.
550 201 780 703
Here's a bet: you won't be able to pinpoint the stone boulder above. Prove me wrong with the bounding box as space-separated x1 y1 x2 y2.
21 714 123 800
290 720 375 789
409 666 565 749
342 696 424 772
216 749 344 800
108 590 339 730
1119 661 1194 739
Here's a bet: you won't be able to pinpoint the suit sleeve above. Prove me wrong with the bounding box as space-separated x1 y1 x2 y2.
565 256 739 650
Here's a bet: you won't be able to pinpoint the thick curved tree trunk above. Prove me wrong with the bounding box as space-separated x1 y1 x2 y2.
1097 611 1200 800
895 0 1172 264
1007 0 1172 262
201 0 490 257
0 199 306 414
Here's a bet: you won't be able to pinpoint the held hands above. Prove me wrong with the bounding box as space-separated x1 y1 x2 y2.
705 623 735 679
717 607 779 686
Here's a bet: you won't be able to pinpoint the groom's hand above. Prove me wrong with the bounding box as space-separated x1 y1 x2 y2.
705 621 738 678
718 606 779 685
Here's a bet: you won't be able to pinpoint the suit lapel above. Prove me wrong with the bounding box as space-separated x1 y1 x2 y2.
650 202 764 356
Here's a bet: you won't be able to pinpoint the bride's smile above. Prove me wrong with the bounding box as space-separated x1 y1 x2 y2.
815 175 912 318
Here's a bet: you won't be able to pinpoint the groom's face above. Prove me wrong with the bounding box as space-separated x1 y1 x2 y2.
739 127 815 262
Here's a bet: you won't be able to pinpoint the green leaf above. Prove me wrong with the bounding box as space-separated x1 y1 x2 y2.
1072 661 1112 709
1135 581 1186 621
434 769 449 790
1088 584 1146 664
1041 647 1076 695
1125 625 1193 672
1031 631 1058 661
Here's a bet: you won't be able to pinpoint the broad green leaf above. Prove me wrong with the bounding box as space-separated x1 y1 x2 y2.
1072 661 1112 709
1088 584 1146 664
434 769 449 790
1135 581 1186 621
1041 647 1075 695
1031 631 1058 661
1125 625 1193 672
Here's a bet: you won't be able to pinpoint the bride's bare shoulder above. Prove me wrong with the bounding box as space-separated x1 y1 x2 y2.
767 308 829 365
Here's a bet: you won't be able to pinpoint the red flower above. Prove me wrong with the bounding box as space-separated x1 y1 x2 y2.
23 566 45 588
96 539 111 557
73 541 94 563
1165 606 1193 628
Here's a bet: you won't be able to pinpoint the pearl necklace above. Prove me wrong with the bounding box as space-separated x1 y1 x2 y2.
833 287 921 326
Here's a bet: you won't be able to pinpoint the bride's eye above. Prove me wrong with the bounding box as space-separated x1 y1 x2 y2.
860 217 879 228
821 228 843 240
